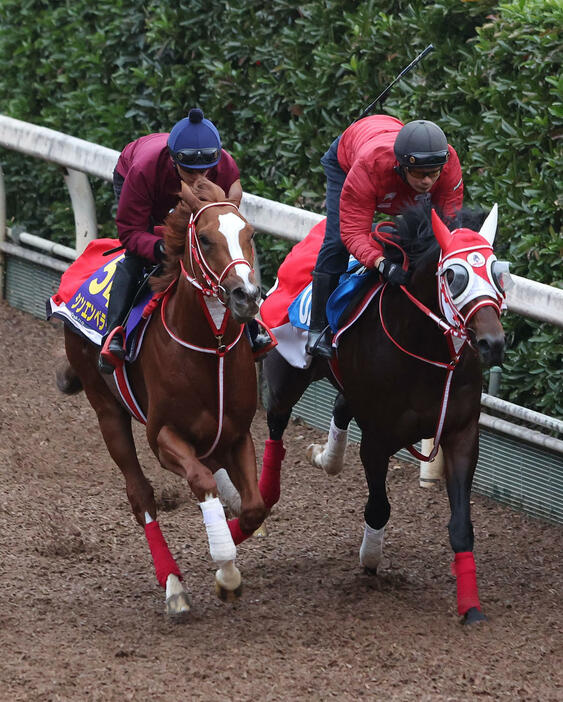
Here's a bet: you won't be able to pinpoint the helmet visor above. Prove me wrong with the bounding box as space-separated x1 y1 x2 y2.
174 147 221 167
404 150 449 167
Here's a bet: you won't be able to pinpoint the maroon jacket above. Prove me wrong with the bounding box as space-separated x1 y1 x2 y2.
115 133 240 261
337 115 463 268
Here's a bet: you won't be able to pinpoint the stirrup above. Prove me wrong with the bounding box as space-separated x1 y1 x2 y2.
306 327 333 359
251 319 277 361
98 326 126 374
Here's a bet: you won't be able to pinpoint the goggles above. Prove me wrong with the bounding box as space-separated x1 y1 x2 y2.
172 146 220 167
441 256 512 308
406 167 442 180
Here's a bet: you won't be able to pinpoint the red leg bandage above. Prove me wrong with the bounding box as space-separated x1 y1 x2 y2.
145 521 182 589
258 439 286 509
227 518 253 545
451 551 481 615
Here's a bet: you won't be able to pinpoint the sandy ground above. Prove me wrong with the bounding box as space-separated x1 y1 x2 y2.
0 300 561 701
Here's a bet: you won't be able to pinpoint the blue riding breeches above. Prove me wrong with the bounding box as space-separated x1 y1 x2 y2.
315 136 350 276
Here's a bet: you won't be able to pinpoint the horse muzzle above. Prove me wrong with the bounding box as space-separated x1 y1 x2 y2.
226 282 261 323
473 330 505 367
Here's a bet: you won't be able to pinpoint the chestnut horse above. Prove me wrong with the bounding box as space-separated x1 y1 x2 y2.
260 204 507 624
56 180 267 615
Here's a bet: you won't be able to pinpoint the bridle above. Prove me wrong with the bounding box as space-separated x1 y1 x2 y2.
180 201 253 303
373 219 507 462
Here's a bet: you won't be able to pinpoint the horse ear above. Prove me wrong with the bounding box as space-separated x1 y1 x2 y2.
431 209 452 250
479 203 498 245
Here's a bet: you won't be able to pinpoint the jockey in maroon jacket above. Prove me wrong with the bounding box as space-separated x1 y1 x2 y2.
306 115 464 358
98 108 271 374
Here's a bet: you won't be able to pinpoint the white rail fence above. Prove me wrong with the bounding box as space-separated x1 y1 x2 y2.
1 114 562 460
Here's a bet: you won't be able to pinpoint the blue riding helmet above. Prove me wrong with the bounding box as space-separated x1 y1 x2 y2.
167 108 222 170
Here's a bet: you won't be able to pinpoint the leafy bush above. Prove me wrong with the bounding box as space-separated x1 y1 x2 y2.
0 0 561 414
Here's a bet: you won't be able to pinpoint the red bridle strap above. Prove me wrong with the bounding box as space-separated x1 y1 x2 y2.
183 202 253 301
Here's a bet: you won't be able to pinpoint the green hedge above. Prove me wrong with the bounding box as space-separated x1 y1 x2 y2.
0 0 561 415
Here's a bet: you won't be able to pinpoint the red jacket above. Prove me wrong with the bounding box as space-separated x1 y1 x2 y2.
337 115 463 268
115 133 240 261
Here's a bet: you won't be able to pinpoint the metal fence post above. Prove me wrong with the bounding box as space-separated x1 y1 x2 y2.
63 167 98 256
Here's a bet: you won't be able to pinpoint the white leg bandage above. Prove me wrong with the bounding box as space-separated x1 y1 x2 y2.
200 497 237 565
214 468 242 516
359 522 385 571
309 418 348 475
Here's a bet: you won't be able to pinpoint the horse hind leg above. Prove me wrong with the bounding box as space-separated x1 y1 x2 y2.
307 391 351 475
56 358 83 395
358 432 391 573
215 468 242 516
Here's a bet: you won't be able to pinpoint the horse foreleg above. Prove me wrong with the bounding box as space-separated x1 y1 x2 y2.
358 432 391 573
70 352 189 617
441 422 485 624
154 426 241 602
307 392 351 475
223 433 268 545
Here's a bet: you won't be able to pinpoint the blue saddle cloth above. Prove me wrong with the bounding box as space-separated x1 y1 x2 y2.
288 258 379 333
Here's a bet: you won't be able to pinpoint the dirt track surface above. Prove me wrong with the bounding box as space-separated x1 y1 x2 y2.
0 300 561 701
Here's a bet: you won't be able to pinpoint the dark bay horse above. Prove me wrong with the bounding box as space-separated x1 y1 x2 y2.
261 204 507 624
56 179 267 615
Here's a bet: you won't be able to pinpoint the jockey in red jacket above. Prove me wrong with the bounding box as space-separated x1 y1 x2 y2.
306 115 464 358
99 108 271 374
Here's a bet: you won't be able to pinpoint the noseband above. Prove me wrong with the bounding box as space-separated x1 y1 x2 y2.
180 201 253 303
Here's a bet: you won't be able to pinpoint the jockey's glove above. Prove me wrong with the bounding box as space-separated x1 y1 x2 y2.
377 258 410 286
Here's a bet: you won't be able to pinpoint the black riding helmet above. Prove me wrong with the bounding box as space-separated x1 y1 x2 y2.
394 120 450 168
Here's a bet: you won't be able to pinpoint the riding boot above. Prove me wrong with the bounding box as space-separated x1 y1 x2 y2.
305 271 340 359
245 318 277 361
98 255 145 374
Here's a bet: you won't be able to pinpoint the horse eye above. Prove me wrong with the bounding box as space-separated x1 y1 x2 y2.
199 234 212 248
491 260 511 292
444 265 469 298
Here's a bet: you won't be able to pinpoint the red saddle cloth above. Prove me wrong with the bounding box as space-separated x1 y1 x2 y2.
260 219 326 328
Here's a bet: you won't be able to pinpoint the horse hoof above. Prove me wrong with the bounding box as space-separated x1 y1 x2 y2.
166 591 191 617
253 523 268 538
215 580 243 602
464 607 487 625
306 443 323 467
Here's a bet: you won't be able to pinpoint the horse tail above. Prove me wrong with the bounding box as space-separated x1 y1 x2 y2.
56 360 83 395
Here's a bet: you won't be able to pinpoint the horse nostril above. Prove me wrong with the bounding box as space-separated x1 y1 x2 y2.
232 287 247 302
477 336 505 367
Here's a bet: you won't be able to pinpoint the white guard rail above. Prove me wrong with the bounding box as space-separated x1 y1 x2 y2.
1 114 562 327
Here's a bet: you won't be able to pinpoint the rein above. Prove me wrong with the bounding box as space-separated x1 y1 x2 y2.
160 201 251 459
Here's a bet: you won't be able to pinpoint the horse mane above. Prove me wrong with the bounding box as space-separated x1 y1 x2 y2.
383 202 489 271
150 178 232 293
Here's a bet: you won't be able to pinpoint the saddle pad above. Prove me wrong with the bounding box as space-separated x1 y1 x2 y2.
261 219 382 368
47 238 154 360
